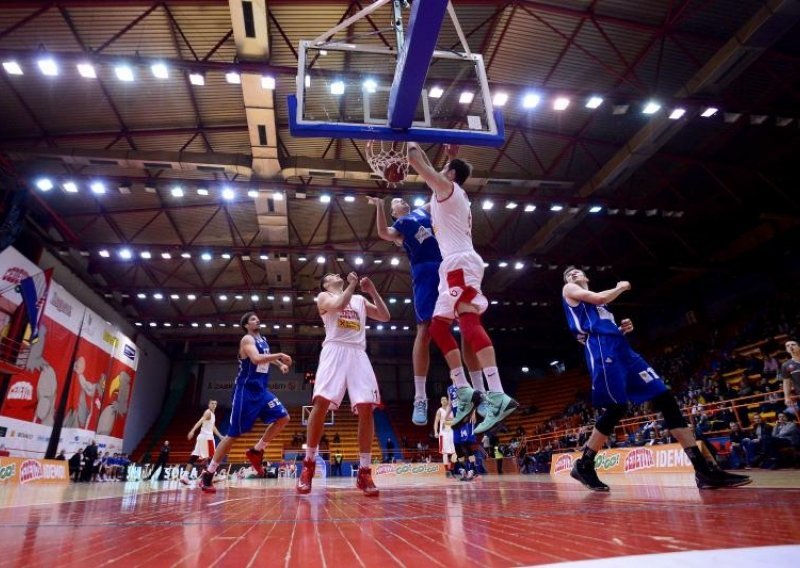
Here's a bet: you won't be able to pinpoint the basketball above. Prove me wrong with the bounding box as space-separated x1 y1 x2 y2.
383 162 406 184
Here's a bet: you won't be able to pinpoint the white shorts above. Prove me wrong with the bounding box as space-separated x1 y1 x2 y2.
192 435 215 459
439 428 455 455
433 250 488 320
313 342 380 412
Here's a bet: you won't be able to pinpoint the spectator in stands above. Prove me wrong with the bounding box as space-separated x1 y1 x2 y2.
68 448 83 481
728 422 750 469
331 449 343 476
55 449 66 460
762 348 779 379
384 438 395 463
743 414 771 466
764 412 800 469
333 432 341 445
779 339 800 416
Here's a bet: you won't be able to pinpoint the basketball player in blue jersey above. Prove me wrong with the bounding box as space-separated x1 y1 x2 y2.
447 383 479 481
562 267 751 490
199 312 293 493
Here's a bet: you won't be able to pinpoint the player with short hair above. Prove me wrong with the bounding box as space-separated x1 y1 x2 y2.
199 312 293 493
561 266 751 490
296 272 390 496
407 143 517 435
180 399 222 486
779 339 800 415
433 396 455 474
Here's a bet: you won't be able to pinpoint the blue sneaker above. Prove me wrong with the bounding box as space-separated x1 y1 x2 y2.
474 392 518 434
451 386 477 427
475 392 489 418
412 399 428 426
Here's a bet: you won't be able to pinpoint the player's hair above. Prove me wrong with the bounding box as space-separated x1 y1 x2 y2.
320 273 336 291
447 158 472 185
563 265 579 283
240 311 257 328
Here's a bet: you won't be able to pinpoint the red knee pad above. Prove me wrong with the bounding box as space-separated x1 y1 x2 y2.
430 317 458 355
459 312 493 352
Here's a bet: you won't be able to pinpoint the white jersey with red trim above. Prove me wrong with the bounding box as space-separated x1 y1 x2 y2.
198 410 215 439
319 293 367 350
430 182 474 258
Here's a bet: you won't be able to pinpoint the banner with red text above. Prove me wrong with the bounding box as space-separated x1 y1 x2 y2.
0 456 69 485
551 443 695 480
58 308 117 454
0 282 85 457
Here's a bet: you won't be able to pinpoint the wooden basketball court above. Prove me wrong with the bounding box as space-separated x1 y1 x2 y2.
1 471 798 567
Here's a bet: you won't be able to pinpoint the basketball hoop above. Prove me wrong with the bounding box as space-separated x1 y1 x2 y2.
366 140 409 188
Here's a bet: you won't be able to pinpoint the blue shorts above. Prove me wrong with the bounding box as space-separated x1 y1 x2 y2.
227 385 288 437
411 261 440 323
453 422 476 445
584 334 668 408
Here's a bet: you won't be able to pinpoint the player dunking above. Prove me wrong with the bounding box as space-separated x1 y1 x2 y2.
296 272 390 496
180 399 222 486
407 143 517 434
561 267 750 490
199 312 293 493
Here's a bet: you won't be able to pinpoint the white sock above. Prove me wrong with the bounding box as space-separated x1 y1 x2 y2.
469 371 486 393
450 367 470 388
413 376 427 401
359 453 371 468
484 366 503 393
207 460 219 473
255 439 267 451
305 446 318 461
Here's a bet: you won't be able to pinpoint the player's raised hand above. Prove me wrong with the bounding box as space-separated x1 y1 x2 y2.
616 281 631 292
359 276 376 294
444 143 460 159
619 318 634 335
346 272 358 286
366 196 383 206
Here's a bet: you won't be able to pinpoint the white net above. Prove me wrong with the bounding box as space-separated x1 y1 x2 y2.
365 140 409 188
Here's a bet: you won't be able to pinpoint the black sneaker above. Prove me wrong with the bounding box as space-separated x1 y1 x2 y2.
695 469 752 489
200 469 216 493
570 458 609 492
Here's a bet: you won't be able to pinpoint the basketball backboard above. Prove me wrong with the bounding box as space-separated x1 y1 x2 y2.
288 0 504 147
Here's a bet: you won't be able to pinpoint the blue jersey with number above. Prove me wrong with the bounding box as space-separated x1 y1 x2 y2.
447 384 476 444
562 298 621 339
392 208 442 267
234 334 272 389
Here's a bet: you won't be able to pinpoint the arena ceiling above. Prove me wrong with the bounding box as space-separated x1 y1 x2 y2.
0 0 798 368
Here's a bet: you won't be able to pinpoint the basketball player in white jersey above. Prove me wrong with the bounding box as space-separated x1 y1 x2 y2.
432 396 455 475
407 143 518 435
180 399 222 485
296 272 390 497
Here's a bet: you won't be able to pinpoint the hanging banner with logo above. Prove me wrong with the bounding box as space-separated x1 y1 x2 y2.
550 443 695 481
0 246 42 346
94 330 138 454
0 457 69 485
58 308 117 454
0 282 85 457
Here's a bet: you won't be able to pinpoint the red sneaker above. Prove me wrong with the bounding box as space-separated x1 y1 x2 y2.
246 448 265 477
199 470 216 493
296 459 315 494
356 466 379 497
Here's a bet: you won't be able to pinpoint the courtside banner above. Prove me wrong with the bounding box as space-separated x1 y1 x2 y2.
550 443 695 479
94 330 138 454
0 283 85 457
372 462 446 477
59 308 117 454
0 457 69 485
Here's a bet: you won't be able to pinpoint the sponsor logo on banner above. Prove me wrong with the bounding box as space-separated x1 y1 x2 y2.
2 267 30 285
102 331 118 347
19 459 43 483
554 454 573 474
374 463 442 476
123 344 136 360
623 448 655 473
50 291 73 317
6 382 33 401
0 463 16 482
595 452 621 471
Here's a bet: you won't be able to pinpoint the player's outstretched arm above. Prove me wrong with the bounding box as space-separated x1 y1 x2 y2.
317 272 358 312
366 196 403 245
563 280 631 306
360 276 391 322
407 143 452 200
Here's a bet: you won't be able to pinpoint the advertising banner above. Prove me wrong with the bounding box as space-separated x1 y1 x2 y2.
371 462 446 478
550 443 695 480
0 283 85 457
59 308 117 454
94 330 138 454
0 456 69 485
